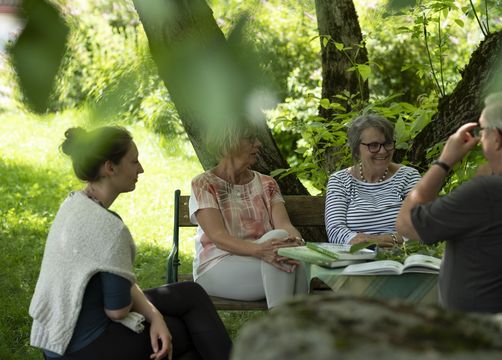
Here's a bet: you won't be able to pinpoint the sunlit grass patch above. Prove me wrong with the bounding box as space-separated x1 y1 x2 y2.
0 109 202 359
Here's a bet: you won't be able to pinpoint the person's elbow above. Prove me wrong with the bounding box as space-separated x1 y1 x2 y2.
396 209 420 241
105 303 132 320
395 214 410 237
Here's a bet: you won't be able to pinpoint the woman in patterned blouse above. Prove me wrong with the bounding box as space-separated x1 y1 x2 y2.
189 118 307 309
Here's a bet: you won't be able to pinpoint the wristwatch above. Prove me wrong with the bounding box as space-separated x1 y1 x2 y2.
431 160 450 173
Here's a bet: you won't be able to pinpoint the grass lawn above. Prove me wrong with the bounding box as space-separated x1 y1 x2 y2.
0 109 264 359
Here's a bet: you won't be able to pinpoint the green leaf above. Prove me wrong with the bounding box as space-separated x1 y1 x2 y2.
349 241 377 253
320 98 331 109
385 0 418 12
10 0 69 113
401 64 413 71
394 117 407 143
357 64 371 82
334 41 344 51
270 168 289 177
442 8 449 20
329 103 346 111
454 19 464 28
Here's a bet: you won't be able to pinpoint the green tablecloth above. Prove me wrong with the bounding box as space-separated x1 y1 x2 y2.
307 264 438 304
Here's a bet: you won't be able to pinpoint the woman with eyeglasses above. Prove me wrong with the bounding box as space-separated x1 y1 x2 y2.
189 118 307 309
325 114 421 246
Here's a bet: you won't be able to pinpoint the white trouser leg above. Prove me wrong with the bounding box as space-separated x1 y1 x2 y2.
254 229 308 307
196 255 266 301
196 229 308 308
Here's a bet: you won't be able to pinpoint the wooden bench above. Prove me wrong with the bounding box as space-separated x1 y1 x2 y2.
166 189 327 310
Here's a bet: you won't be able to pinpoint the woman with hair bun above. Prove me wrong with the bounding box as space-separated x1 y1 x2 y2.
30 126 231 360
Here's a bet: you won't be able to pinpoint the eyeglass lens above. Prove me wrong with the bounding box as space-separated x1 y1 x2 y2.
362 141 395 153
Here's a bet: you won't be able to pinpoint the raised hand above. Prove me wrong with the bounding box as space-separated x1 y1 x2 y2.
439 122 479 167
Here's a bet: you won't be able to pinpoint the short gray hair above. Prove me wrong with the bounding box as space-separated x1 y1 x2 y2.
484 92 502 106
206 116 261 159
482 92 502 131
347 114 395 161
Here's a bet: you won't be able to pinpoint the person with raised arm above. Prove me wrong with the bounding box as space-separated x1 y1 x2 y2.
396 93 502 313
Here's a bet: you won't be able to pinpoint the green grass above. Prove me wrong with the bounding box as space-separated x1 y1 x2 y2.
0 109 261 359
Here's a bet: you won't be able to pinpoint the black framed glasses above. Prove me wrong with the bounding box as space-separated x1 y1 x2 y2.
360 141 395 153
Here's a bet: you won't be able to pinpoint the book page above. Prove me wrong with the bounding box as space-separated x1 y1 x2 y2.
277 246 363 268
307 242 376 261
402 254 441 274
342 260 403 275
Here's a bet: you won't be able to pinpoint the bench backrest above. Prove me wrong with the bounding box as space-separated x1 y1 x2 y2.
168 190 328 308
177 194 326 227
168 189 327 287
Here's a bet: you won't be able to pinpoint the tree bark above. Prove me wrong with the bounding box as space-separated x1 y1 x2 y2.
405 31 502 170
314 0 368 176
132 0 308 194
314 0 368 119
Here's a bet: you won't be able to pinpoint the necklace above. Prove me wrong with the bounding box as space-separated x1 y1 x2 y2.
359 162 388 183
213 167 253 185
83 185 105 207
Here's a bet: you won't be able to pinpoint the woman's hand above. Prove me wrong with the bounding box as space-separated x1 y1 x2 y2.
350 233 403 247
148 314 172 360
257 237 302 272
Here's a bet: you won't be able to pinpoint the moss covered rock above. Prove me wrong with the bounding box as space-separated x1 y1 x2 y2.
232 294 502 360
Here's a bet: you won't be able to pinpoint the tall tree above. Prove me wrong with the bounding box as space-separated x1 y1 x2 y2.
314 0 368 175
132 0 308 195
314 0 368 119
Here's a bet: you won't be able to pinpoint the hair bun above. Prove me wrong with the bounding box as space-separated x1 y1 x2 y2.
61 127 87 156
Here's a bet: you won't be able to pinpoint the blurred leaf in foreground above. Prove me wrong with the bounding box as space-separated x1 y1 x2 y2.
9 0 69 114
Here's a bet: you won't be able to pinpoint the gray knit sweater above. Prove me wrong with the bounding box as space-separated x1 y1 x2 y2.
29 191 136 355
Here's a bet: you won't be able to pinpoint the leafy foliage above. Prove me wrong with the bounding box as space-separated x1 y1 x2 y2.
2 2 502 355
269 92 438 192
376 240 445 263
349 239 444 263
47 0 184 137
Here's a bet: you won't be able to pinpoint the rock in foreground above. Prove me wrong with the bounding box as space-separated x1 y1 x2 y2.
232 294 502 360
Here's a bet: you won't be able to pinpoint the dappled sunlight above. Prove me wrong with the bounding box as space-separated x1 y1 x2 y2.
0 109 203 248
0 111 203 358
0 159 71 359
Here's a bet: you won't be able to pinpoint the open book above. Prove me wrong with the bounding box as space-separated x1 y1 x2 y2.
341 254 441 275
306 242 376 261
277 246 368 268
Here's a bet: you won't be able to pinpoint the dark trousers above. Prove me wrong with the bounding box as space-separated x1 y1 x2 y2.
46 282 231 360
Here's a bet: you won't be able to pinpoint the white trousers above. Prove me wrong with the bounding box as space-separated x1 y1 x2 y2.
196 229 308 308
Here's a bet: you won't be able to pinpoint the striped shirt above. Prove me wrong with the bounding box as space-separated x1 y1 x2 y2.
325 166 421 244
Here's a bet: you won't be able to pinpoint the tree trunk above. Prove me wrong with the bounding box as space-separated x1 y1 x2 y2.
314 0 368 175
405 31 502 170
132 0 308 195
314 0 368 119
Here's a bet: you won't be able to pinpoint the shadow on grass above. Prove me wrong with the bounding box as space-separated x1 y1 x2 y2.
0 158 260 355
0 159 76 360
0 159 181 359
